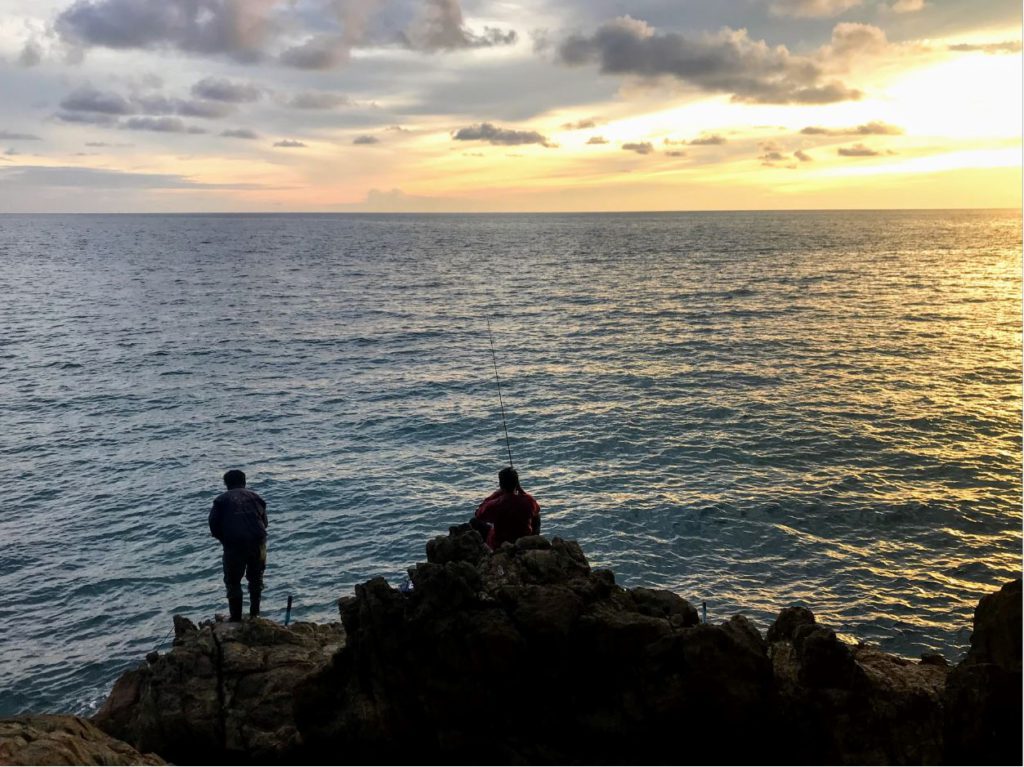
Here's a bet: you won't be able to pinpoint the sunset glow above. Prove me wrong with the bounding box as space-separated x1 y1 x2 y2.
0 1 1020 212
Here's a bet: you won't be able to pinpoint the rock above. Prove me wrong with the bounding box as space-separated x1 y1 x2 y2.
919 652 948 667
767 609 948 764
0 715 165 765
943 578 1022 766
92 617 344 764
295 531 764 764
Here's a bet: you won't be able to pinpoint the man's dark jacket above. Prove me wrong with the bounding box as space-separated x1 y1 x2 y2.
209 488 268 548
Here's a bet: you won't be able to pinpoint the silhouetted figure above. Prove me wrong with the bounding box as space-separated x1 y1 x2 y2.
209 469 267 622
472 467 541 548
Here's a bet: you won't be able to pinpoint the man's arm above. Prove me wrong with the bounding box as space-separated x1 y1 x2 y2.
209 500 223 541
531 496 541 535
475 491 502 523
256 494 268 528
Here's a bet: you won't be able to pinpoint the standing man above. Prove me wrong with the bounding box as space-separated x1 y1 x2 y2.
473 466 541 549
209 469 267 622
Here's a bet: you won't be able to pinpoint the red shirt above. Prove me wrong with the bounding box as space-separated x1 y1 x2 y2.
474 489 540 548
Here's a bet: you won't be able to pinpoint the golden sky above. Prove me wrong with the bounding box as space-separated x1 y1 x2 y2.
0 0 1020 212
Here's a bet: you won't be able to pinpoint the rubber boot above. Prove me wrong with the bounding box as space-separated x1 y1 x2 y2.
249 592 261 619
228 596 243 622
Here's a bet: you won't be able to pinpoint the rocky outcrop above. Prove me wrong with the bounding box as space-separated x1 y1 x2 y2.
85 525 1021 766
0 715 165 766
295 526 772 764
767 606 949 764
943 578 1022 765
92 616 343 764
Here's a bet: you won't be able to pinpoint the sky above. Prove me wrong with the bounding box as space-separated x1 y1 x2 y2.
0 0 1020 212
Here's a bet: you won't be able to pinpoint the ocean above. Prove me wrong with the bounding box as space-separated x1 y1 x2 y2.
0 209 1020 716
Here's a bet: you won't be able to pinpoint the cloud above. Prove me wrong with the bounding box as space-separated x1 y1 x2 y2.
60 87 135 115
5 148 21 156
353 135 379 145
19 39 44 67
562 118 598 129
0 164 261 189
191 77 262 103
285 92 350 109
123 116 206 133
794 149 813 161
821 23 889 63
175 99 235 118
221 128 260 139
769 0 861 18
84 141 132 147
689 134 727 145
280 35 350 70
800 121 902 136
558 17 862 104
622 141 654 154
0 131 41 141
949 41 1022 54
837 143 883 156
665 150 686 157
889 0 924 11
55 0 277 63
56 111 118 126
586 136 608 144
274 139 307 147
452 122 553 146
401 0 517 52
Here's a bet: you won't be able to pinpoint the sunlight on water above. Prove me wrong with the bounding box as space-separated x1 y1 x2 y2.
0 209 1020 716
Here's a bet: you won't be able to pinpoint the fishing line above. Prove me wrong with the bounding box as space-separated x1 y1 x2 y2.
486 318 514 469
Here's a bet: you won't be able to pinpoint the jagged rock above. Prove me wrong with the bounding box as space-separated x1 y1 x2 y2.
91 617 343 764
767 607 948 764
295 532 757 764
943 578 1023 765
0 715 165 766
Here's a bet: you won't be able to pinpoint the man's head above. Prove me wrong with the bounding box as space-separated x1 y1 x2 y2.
223 469 246 489
498 466 519 492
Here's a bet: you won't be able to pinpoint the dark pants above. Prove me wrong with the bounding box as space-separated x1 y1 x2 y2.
223 543 266 601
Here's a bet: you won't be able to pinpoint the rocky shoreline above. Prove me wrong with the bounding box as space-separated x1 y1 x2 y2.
2 526 1020 765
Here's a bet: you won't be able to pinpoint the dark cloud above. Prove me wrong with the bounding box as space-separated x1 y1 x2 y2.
689 134 727 145
0 131 42 141
84 141 132 147
56 111 118 126
280 35 350 69
55 0 276 63
274 139 307 147
665 150 686 157
58 87 235 121
5 148 21 156
769 0 861 18
801 120 902 135
760 150 786 162
948 41 1022 54
353 135 379 145
558 16 862 104
402 0 517 52
586 136 608 144
562 118 598 129
452 122 553 147
191 77 262 103
622 141 654 154
837 143 882 156
19 39 44 67
0 164 262 189
221 128 260 139
794 149 813 161
60 87 135 115
122 116 206 133
286 92 351 109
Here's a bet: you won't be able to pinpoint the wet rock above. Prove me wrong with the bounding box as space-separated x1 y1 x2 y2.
92 617 343 764
0 715 165 766
943 578 1022 766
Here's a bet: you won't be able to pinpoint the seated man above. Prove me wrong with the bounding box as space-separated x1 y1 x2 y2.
473 467 541 548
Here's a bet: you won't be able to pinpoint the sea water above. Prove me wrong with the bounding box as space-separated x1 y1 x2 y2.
0 210 1020 715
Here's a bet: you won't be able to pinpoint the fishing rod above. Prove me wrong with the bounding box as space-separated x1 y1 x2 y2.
486 318 514 469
